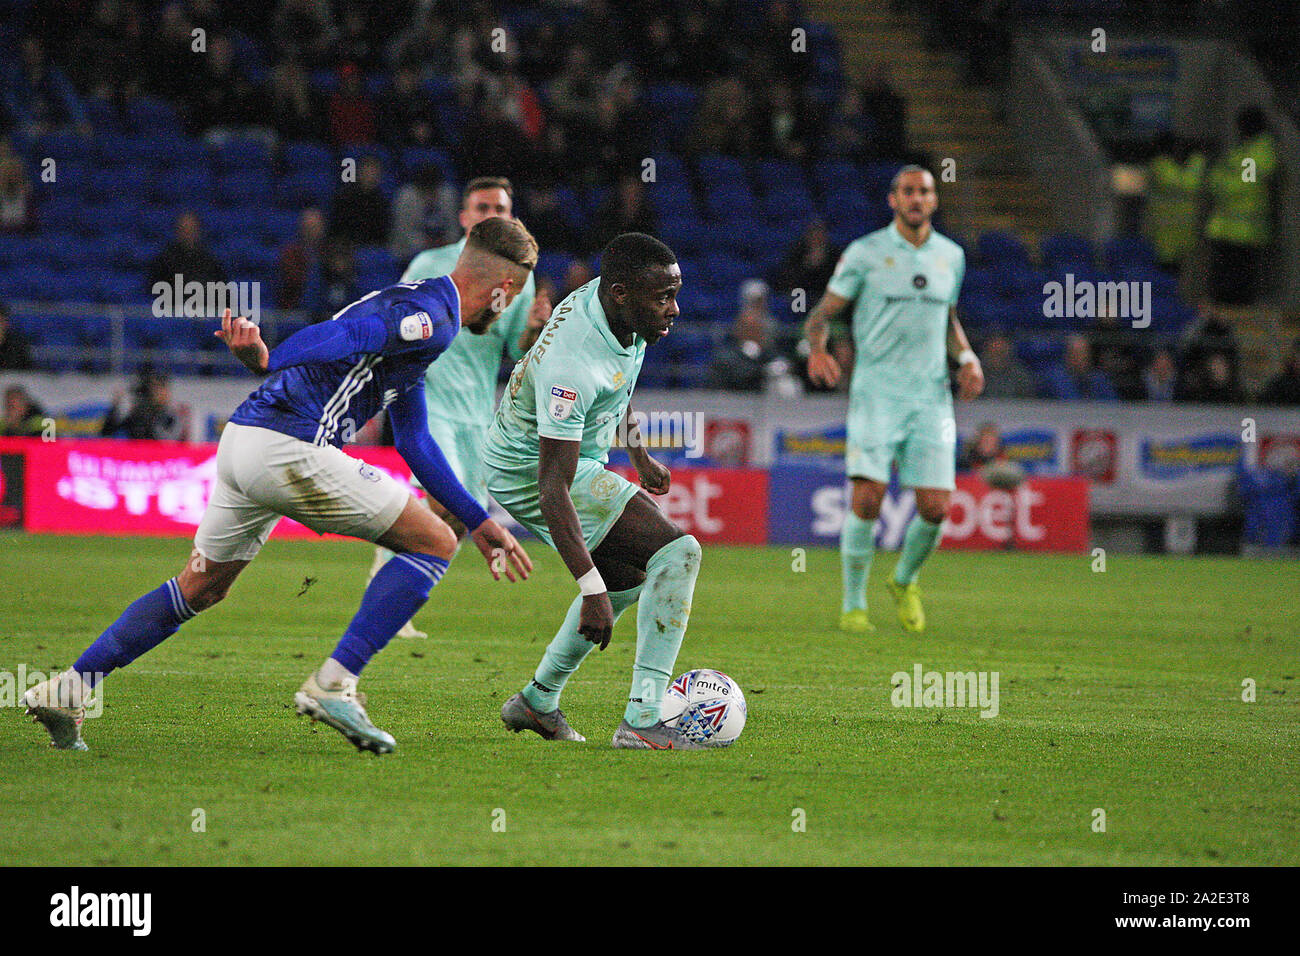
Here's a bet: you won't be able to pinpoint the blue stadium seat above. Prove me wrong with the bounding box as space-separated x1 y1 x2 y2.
977 230 1030 266
281 169 334 208
1103 234 1156 273
215 137 272 171
126 96 181 134
216 170 273 206
150 167 215 203
1040 232 1095 269
282 140 334 172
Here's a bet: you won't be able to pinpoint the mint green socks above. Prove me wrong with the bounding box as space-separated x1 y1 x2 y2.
893 516 943 586
840 512 876 612
523 585 642 712
625 535 703 727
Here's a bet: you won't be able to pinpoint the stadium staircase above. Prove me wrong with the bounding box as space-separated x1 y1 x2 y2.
805 0 1056 250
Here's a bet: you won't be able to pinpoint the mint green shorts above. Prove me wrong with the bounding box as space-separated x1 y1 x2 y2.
846 390 956 490
485 457 640 550
415 417 490 509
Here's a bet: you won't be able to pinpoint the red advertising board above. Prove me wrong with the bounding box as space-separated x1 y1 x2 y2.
0 437 413 540
942 474 1089 552
611 466 768 544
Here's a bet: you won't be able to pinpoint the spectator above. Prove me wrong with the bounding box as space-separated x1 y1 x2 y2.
859 65 907 159
1258 337 1300 406
147 211 227 293
185 33 264 141
1178 306 1243 394
520 184 578 252
1090 312 1147 400
979 332 1036 399
0 136 34 232
310 239 359 319
333 6 381 75
1145 134 1206 273
771 219 839 296
101 369 188 441
268 56 323 143
456 97 533 186
823 84 873 162
560 258 594 299
0 303 32 370
145 3 197 102
378 64 439 149
711 279 782 392
1204 106 1277 305
959 421 1025 488
329 155 390 246
546 46 601 134
759 81 813 162
327 62 377 147
2 35 89 136
1142 348 1178 402
958 422 1004 471
1181 351 1246 404
277 207 326 309
689 76 754 156
590 174 657 252
0 385 45 436
273 0 337 69
388 164 458 261
68 0 147 101
1043 335 1118 401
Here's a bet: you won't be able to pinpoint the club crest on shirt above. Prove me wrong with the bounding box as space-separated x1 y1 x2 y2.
549 385 578 421
399 311 433 341
612 371 625 388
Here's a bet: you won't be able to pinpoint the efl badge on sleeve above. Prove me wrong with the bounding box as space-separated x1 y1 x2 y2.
549 385 578 422
399 311 434 341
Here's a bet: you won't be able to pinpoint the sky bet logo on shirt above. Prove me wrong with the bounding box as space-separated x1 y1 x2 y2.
549 385 578 421
398 311 433 341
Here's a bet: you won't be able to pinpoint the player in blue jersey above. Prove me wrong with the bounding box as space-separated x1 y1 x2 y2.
22 217 537 755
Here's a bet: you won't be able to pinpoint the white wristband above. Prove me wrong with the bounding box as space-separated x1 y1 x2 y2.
957 349 979 367
576 566 606 596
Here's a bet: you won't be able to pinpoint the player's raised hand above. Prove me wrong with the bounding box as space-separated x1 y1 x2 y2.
807 348 841 388
957 358 984 401
214 308 269 375
470 518 533 582
579 592 615 650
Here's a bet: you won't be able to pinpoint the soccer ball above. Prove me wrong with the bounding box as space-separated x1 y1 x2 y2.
661 669 747 746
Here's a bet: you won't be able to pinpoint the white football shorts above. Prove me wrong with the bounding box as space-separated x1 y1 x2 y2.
193 423 411 563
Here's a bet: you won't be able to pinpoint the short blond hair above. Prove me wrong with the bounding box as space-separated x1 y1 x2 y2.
465 216 538 271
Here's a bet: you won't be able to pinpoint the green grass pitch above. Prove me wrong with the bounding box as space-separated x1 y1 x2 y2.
1 532 1296 866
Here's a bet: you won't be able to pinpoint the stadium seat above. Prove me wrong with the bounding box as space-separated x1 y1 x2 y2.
977 230 1031 266
1040 232 1095 268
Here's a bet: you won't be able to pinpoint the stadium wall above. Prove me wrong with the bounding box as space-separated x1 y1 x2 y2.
4 373 1295 522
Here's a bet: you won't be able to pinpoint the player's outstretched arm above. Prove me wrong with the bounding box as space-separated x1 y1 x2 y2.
804 291 850 387
621 404 670 495
213 308 269 376
539 436 615 649
389 388 531 581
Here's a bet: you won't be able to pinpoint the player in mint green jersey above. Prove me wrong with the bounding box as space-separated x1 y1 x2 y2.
486 233 705 750
804 165 984 634
369 176 551 637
